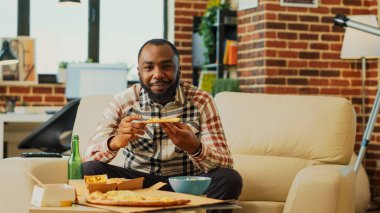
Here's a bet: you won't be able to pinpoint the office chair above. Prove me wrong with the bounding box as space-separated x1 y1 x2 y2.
18 99 80 153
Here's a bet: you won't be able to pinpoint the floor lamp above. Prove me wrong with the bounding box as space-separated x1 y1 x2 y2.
339 15 380 173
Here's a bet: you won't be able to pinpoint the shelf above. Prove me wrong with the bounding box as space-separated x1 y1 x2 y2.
202 63 218 69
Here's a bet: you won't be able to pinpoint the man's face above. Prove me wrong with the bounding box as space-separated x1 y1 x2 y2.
137 44 180 103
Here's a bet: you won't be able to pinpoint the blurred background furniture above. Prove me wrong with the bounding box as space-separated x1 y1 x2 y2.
0 111 52 159
18 99 80 153
0 93 371 212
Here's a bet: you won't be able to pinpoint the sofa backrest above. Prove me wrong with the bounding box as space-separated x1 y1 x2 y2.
214 92 356 164
214 92 356 201
72 95 114 156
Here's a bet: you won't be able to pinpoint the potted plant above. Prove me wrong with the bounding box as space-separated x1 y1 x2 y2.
212 78 239 96
199 0 230 64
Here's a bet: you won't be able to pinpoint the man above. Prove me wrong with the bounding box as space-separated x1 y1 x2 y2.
83 39 242 200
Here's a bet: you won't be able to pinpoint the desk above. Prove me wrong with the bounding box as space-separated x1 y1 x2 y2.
0 113 52 159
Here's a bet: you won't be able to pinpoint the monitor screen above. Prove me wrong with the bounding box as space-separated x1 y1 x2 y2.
65 63 129 100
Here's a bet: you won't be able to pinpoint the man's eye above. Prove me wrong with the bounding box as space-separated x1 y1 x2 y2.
162 64 173 69
144 66 153 70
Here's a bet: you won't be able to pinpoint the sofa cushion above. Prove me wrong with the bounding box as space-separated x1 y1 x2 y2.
215 92 356 165
233 154 316 201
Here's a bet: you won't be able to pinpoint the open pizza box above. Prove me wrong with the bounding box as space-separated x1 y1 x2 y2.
69 177 233 213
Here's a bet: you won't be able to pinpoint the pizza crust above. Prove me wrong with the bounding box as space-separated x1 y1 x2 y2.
86 190 191 207
141 117 181 124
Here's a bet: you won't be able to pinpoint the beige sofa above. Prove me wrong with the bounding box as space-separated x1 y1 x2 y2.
0 92 370 213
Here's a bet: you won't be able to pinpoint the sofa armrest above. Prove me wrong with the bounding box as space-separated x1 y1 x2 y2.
0 157 68 213
283 165 355 213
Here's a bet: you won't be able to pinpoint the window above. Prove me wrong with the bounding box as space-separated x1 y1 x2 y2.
100 0 164 80
0 0 17 37
30 0 88 74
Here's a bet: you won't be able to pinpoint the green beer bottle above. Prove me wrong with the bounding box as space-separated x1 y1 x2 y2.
68 135 83 179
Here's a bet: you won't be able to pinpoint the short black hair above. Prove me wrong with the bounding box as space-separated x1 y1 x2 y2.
137 39 180 64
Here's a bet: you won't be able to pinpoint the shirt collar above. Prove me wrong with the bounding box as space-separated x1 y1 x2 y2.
139 82 186 110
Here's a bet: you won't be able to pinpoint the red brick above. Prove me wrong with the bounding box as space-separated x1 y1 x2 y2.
331 7 351 15
352 9 371 15
309 61 329 68
287 7 307 12
193 2 207 10
45 96 65 102
342 89 361 96
266 41 286 48
265 3 285 11
331 79 350 86
310 43 329 50
266 59 286 67
299 88 319 94
0 86 6 93
266 22 286 30
330 62 350 69
277 32 297 40
300 69 319 76
175 2 192 8
289 42 308 49
287 78 307 85
309 7 330 14
321 0 340 4
288 61 307 67
278 14 297 21
23 96 43 102
33 87 53 94
300 34 318 40
299 15 319 22
288 23 308 31
278 69 298 76
321 34 340 41
299 52 320 59
321 88 340 95
175 17 192 25
174 33 192 40
343 0 362 6
9 86 30 94
309 78 329 86
310 24 330 32
264 87 297 94
322 52 340 59
278 51 298 58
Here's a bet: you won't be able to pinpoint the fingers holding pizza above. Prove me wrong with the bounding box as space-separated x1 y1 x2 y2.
108 115 147 151
159 122 201 155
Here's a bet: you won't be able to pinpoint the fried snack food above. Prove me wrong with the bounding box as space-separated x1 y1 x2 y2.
86 190 191 207
84 174 108 184
142 117 181 124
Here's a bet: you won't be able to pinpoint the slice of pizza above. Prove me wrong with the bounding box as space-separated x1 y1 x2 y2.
141 117 181 124
86 190 191 207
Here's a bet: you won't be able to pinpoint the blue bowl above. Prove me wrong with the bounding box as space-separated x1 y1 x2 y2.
168 176 211 196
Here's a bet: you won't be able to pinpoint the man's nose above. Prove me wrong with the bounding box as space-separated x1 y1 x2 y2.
152 67 164 79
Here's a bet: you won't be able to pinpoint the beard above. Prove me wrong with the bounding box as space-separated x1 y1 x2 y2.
140 73 180 104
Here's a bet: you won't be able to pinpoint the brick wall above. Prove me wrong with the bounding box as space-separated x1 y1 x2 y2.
0 83 66 108
174 0 380 201
175 0 208 82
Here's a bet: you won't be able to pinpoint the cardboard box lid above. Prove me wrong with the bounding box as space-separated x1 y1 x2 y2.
69 180 231 213
77 189 228 213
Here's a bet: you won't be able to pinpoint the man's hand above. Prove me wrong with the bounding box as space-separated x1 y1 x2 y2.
159 122 200 154
108 115 146 151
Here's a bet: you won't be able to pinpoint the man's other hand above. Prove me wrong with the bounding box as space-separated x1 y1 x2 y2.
159 122 200 154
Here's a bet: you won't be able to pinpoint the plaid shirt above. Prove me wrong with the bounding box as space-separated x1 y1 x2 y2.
83 82 233 176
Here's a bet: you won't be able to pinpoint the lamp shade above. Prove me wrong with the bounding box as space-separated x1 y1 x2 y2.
0 40 19 66
341 15 380 59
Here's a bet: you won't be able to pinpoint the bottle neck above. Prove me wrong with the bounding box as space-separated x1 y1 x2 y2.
71 140 81 156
